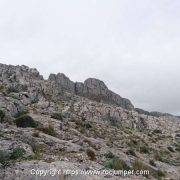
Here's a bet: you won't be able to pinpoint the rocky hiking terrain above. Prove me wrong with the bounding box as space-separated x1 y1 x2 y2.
0 63 179 180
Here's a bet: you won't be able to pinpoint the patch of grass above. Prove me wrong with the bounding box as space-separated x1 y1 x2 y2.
38 124 57 137
153 149 172 163
156 170 165 177
15 115 38 128
0 85 5 92
30 143 44 159
105 157 130 170
128 136 150 154
86 149 96 161
51 113 63 120
10 148 26 160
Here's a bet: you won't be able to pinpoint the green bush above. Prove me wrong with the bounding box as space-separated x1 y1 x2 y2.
0 109 5 123
51 113 63 120
15 115 38 128
105 157 130 170
10 148 26 160
156 170 165 178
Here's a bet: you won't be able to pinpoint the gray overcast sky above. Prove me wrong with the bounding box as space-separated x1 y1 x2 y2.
0 0 180 115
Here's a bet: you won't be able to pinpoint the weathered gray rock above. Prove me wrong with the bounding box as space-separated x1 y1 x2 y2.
49 73 75 93
49 74 134 110
0 63 43 86
0 93 26 117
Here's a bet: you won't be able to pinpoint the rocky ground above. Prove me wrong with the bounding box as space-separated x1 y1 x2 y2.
0 63 179 180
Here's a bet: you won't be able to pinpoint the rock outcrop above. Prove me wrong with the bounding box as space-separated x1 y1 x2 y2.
49 74 134 110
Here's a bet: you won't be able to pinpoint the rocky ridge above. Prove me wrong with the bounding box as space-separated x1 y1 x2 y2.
0 63 180 180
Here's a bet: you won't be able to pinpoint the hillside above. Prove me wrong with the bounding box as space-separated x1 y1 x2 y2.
0 63 179 180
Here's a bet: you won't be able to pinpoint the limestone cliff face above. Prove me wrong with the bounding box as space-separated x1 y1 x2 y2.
0 63 134 117
49 74 134 110
0 63 43 85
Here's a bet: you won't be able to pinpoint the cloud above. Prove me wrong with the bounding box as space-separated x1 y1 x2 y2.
0 0 180 115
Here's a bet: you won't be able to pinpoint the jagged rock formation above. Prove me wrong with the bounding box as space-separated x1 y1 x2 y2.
49 73 134 110
135 108 173 117
0 63 180 180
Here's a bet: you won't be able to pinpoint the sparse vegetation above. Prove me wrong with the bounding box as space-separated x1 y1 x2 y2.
0 85 6 92
155 170 166 179
154 152 163 161
6 86 19 93
86 149 96 161
10 148 26 160
0 148 26 167
105 157 130 170
30 142 45 159
126 149 137 157
15 115 38 128
14 110 28 118
139 145 150 154
132 160 150 178
132 159 145 171
51 112 63 120
38 124 57 137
